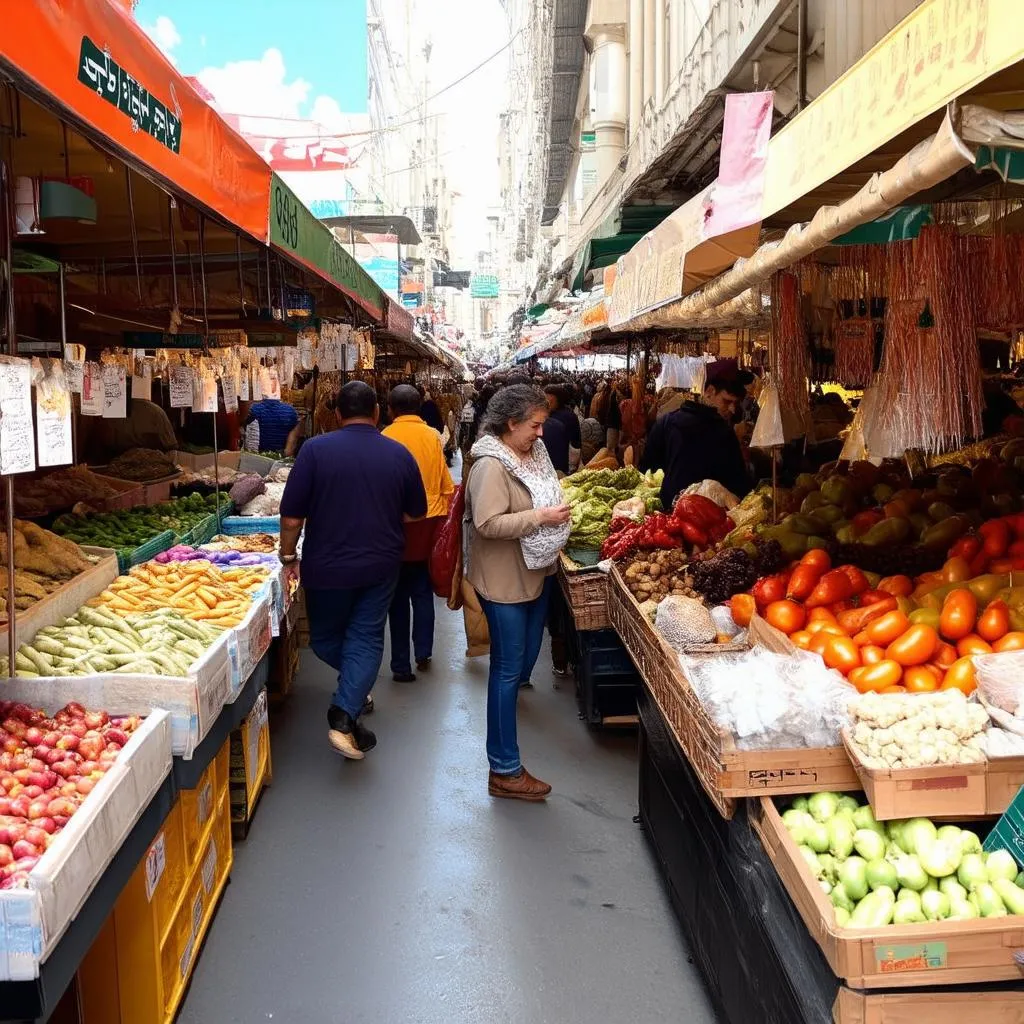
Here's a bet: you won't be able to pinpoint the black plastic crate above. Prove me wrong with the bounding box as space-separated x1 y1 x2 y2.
574 628 639 724
578 675 638 724
577 628 637 679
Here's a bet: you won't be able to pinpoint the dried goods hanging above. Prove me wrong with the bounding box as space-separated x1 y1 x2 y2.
770 270 810 439
872 227 982 454
833 319 875 388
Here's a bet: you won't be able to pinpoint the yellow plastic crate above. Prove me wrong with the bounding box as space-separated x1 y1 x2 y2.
180 741 228 864
77 740 234 1024
230 687 272 834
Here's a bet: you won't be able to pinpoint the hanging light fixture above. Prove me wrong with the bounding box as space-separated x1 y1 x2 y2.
39 124 96 225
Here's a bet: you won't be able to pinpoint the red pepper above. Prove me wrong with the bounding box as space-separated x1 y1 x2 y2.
969 548 991 576
679 520 709 546
672 495 727 531
838 564 870 596
837 597 897 634
786 563 823 602
948 535 982 561
851 509 884 534
980 518 1011 558
804 569 855 608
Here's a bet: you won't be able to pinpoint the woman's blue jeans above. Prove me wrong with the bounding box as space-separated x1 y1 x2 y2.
479 577 552 775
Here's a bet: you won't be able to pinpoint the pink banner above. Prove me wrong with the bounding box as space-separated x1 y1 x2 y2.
703 91 773 240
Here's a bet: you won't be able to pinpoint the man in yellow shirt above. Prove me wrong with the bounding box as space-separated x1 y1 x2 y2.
382 385 455 682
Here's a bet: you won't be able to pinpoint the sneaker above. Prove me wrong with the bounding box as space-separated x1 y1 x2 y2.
392 671 416 683
416 657 432 672
363 694 375 715
327 706 365 760
488 767 551 802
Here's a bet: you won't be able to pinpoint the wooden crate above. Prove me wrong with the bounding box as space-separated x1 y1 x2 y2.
842 730 988 821
834 986 1024 1024
557 553 610 631
752 795 1024 989
986 755 1024 815
608 565 859 818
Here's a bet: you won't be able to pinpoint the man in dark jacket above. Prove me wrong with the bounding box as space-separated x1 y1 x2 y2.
641 370 751 510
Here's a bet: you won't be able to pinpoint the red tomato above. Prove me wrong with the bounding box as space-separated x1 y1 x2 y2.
765 599 806 635
855 660 903 693
941 656 977 695
808 633 833 657
933 642 958 669
956 634 993 657
807 607 839 624
860 644 886 665
729 593 756 628
860 589 895 606
877 574 913 597
977 599 1010 643
848 666 868 688
993 631 1024 652
885 624 939 667
789 630 812 650
864 611 911 646
822 635 861 674
939 588 978 642
903 666 940 693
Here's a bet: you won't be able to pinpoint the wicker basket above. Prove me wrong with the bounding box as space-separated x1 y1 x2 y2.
557 553 610 632
608 565 859 818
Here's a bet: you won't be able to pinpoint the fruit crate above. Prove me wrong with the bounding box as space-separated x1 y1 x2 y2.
752 795 1024 989
557 553 610 631
77 743 233 1024
834 986 1024 1024
842 730 989 821
229 686 272 839
608 565 859 818
573 627 639 725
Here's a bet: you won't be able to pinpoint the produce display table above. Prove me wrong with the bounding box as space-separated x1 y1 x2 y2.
637 687 1024 1024
0 653 270 1024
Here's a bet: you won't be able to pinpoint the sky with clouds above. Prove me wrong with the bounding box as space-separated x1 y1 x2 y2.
135 0 510 262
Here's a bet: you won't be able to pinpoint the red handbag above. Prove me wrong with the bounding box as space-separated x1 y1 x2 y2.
429 485 464 601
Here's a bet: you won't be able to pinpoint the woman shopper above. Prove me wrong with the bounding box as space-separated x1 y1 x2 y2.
465 384 570 801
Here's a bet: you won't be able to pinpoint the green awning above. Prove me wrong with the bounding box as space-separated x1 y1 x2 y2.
832 204 933 245
569 205 673 292
976 145 1024 184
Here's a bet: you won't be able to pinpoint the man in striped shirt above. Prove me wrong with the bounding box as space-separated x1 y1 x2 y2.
243 397 300 454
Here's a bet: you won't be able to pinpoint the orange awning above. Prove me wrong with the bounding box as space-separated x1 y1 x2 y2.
0 0 272 242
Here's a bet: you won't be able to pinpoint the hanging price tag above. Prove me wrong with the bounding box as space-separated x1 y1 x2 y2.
192 369 218 413
131 360 152 402
259 366 280 400
64 344 85 394
239 364 250 401
80 362 104 416
0 358 36 474
169 365 194 408
250 366 263 401
102 365 127 418
222 368 239 413
35 359 73 467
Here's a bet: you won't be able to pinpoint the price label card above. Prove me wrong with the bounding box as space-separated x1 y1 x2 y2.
250 366 263 401
64 344 85 393
80 361 104 416
260 366 281 400
239 365 250 401
131 361 152 402
298 333 314 370
222 368 239 413
145 833 166 902
169 365 193 408
193 373 217 413
0 358 35 475
35 359 73 467
102 365 127 418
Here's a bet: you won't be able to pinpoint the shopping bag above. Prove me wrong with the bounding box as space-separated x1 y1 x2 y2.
749 375 785 448
429 484 464 599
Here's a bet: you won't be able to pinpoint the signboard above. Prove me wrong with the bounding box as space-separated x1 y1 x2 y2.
471 274 499 299
360 256 400 295
269 175 384 318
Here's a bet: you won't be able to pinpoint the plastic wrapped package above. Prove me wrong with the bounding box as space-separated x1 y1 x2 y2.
975 649 1024 715
711 604 742 638
681 479 739 510
680 647 855 750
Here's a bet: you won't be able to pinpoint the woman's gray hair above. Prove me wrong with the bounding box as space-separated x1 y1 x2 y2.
480 383 548 437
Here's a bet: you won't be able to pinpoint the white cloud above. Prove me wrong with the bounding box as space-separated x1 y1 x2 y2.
142 15 181 64
196 48 312 120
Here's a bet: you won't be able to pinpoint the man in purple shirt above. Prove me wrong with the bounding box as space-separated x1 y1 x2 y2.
279 381 427 760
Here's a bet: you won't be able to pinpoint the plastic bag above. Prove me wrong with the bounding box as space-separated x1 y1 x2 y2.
975 650 1024 716
429 485 464 602
749 376 784 449
680 647 855 750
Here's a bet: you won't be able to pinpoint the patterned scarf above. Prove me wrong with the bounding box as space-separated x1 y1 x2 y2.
468 434 569 571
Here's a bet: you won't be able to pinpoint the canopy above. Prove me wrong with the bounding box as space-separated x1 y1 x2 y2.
0 0 272 242
321 215 422 246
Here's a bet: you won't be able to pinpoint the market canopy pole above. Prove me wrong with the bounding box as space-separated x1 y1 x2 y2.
1 162 17 678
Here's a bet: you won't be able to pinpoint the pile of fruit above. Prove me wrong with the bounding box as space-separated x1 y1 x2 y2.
780 792 1024 926
90 560 269 628
0 701 144 888
52 493 229 552
6 605 226 677
0 522 96 617
728 536 1024 694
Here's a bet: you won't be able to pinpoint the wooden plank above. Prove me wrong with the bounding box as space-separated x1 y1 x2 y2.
835 986 1024 1024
